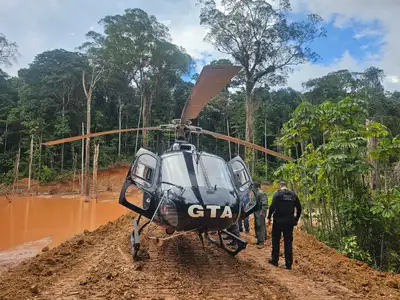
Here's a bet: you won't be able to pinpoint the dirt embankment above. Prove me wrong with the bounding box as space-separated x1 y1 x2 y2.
3 163 131 197
1 212 400 300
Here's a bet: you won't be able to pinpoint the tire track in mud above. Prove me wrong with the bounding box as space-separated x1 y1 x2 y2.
2 214 400 300
133 233 292 300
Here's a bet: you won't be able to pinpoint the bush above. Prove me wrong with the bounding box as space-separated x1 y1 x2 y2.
39 165 56 183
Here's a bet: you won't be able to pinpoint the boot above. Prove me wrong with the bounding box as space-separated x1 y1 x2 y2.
268 259 278 267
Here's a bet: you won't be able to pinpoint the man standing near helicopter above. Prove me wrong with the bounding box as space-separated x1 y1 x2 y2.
253 182 268 248
267 180 302 270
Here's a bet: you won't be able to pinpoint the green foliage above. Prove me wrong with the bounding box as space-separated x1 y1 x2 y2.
276 95 400 272
39 165 56 183
340 235 372 264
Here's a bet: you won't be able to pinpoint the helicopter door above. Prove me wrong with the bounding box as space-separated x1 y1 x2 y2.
227 156 257 214
129 148 160 192
119 148 160 216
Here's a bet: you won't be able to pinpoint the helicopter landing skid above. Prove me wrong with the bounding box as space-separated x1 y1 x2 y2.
206 229 247 256
130 217 150 261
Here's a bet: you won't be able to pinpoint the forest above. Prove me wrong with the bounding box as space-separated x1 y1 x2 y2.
1 0 400 273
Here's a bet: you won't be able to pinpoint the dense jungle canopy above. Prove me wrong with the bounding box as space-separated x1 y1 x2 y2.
1 0 400 273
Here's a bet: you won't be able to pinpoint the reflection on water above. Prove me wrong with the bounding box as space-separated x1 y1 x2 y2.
0 192 136 251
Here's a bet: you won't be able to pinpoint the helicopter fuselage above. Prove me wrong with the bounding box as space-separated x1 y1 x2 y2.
119 142 257 233
145 150 242 232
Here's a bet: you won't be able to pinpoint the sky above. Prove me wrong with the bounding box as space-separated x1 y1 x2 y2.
1 0 400 91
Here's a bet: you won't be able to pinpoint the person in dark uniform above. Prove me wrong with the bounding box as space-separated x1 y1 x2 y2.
267 180 302 270
253 182 268 248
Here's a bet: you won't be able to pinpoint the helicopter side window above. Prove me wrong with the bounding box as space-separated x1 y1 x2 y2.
231 160 250 192
131 154 157 188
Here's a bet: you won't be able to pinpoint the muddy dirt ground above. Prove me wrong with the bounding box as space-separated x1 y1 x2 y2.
2 165 400 299
1 211 400 300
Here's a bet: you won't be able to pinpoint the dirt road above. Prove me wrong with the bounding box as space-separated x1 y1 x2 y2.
1 211 400 300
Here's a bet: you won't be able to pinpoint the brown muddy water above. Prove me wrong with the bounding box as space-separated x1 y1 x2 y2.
0 192 138 272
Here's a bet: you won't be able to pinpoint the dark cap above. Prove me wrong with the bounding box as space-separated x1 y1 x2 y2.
279 180 287 186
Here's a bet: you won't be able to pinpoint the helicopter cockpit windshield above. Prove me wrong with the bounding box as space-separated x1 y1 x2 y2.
196 154 234 190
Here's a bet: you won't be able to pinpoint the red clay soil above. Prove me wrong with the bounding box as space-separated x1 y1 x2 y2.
1 212 400 300
7 163 131 196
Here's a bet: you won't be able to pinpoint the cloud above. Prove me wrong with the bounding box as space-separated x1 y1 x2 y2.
284 50 363 91
1 0 399 93
354 28 383 40
290 0 400 91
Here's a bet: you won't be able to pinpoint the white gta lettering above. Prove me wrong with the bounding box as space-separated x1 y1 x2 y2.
188 204 204 218
220 206 233 218
188 205 232 218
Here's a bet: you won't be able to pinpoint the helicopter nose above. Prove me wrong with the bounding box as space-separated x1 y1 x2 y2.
186 189 240 230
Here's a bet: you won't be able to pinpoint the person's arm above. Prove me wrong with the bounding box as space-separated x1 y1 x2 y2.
259 192 268 216
294 193 302 223
267 192 278 220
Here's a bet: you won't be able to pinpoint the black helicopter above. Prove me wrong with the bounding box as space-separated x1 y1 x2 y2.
42 64 292 258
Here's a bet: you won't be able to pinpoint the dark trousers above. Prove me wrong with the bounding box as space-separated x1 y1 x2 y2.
271 221 294 267
239 216 249 232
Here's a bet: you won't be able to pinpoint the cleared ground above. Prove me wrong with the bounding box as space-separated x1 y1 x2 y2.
1 164 400 299
1 211 400 300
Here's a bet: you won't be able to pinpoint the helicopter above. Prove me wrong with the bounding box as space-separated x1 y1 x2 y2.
42 64 293 259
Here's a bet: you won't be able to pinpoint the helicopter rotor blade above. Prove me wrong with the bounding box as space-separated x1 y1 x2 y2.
42 127 161 146
180 65 242 124
197 129 293 161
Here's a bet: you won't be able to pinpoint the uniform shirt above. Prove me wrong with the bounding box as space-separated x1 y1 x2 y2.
267 188 302 225
255 189 268 212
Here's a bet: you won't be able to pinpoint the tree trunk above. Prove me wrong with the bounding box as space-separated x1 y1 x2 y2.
12 145 21 191
93 143 99 198
124 113 128 154
85 89 92 201
3 120 7 154
237 133 240 156
28 135 34 192
82 67 103 199
245 88 254 165
72 147 77 193
226 117 232 160
366 119 380 190
380 231 385 269
61 97 65 172
81 122 84 194
38 133 42 182
264 117 268 181
118 97 122 157
142 94 148 148
50 150 54 170
135 92 143 154
143 85 156 148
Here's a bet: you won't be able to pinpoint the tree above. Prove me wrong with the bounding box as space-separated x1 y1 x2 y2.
81 8 192 148
21 49 88 170
198 0 326 163
0 33 19 67
303 69 357 105
82 63 104 200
